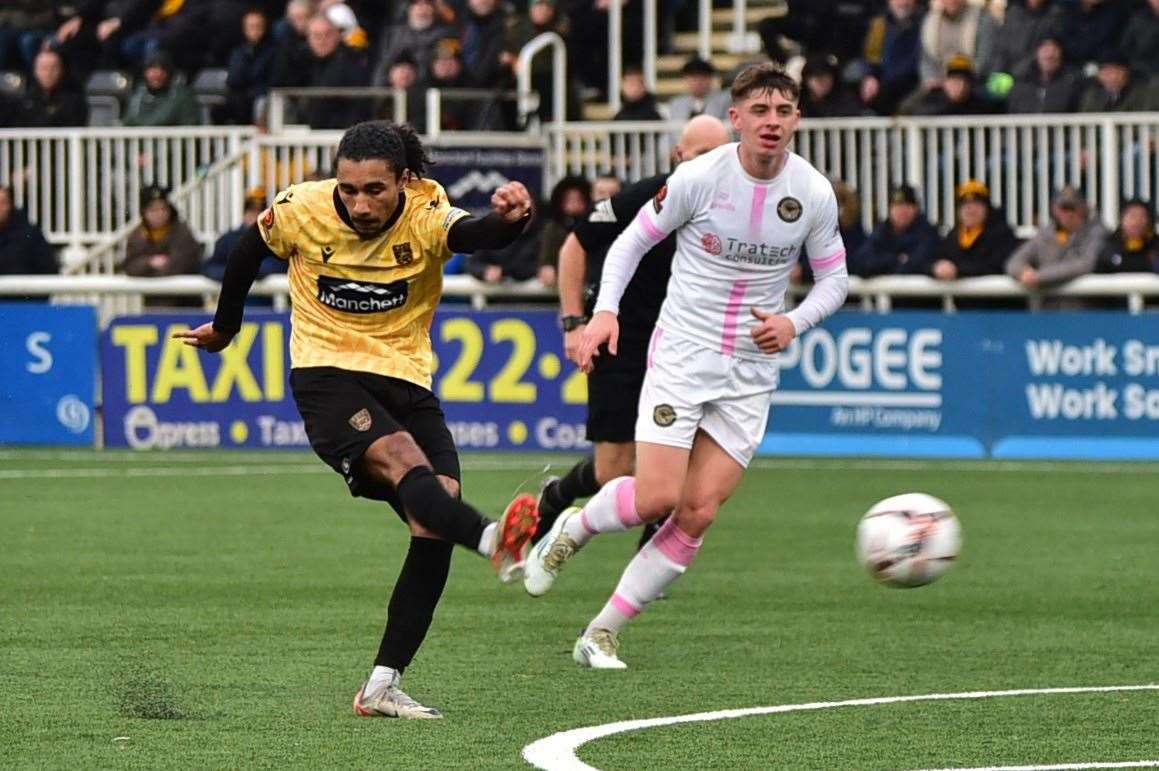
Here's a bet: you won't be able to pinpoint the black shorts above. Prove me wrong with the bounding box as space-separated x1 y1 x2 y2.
585 335 648 444
290 367 460 521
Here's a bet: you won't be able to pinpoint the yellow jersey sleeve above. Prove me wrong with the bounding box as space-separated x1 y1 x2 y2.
256 185 303 260
419 180 471 262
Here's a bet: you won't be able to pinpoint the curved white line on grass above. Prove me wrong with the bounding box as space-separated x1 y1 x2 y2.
918 763 1159 771
522 684 1159 771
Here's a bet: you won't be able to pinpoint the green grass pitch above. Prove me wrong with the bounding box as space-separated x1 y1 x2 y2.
2 450 1157 769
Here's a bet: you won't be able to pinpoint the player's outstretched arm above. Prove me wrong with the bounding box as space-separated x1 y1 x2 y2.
446 182 533 253
173 224 271 353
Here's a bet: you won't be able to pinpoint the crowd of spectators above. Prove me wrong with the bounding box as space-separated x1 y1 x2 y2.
0 0 589 128
750 0 1159 119
3 1 1159 129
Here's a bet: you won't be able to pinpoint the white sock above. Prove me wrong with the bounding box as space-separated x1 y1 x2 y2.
586 518 703 635
476 522 498 558
562 477 644 547
367 665 399 693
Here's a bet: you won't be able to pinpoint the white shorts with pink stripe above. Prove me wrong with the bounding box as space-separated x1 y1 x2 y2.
635 327 778 468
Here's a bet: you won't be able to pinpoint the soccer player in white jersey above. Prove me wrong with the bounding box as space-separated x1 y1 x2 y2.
523 63 849 668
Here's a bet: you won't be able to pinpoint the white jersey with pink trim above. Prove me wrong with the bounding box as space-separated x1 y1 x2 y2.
597 143 847 360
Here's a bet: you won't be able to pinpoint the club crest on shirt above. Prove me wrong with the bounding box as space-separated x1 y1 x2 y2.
321 245 335 262
777 196 803 223
349 408 372 432
701 232 723 255
653 404 676 427
652 185 667 214
393 242 414 265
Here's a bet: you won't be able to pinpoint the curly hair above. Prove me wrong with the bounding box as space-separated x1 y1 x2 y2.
335 120 433 179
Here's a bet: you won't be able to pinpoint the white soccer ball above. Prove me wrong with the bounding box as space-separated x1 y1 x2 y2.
856 493 961 588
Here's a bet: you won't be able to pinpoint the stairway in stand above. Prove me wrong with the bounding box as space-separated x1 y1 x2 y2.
581 0 785 120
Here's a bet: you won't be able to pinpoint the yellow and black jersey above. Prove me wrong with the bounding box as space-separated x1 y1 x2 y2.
258 177 470 389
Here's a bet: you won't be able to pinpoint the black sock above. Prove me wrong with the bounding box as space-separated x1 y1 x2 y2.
534 455 600 543
375 537 454 671
395 466 490 550
637 514 668 552
558 455 599 502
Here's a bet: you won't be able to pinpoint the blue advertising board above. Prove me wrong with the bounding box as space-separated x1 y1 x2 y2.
0 303 96 445
98 309 1159 460
761 312 1159 460
99 310 588 451
430 146 544 217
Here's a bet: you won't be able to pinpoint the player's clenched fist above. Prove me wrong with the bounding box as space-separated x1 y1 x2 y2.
750 307 795 354
490 181 533 223
577 311 619 373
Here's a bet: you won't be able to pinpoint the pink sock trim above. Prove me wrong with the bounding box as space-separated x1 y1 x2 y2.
614 478 643 528
579 510 597 534
652 517 703 567
610 592 641 618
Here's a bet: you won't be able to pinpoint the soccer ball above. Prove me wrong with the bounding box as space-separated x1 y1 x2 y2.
856 493 961 588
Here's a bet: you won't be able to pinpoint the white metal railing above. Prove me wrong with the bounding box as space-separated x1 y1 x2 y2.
266 87 407 133
549 113 1159 235
516 32 568 129
0 274 558 327
0 127 254 252
241 131 546 203
3 274 1157 330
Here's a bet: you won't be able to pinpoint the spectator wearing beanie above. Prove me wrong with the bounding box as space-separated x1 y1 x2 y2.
931 179 1019 280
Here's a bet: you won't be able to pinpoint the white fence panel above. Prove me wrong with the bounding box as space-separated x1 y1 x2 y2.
549 113 1159 235
0 127 254 251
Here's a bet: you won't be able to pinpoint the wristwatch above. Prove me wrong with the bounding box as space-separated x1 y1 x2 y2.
560 314 589 332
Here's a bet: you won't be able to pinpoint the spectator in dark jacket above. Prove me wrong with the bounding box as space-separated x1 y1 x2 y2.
932 179 1020 280
371 0 450 89
123 184 202 280
800 54 864 118
17 48 88 127
270 0 312 87
900 55 999 115
1078 51 1150 113
460 0 509 89
613 66 663 121
223 8 275 124
850 184 939 277
123 49 202 125
0 185 57 276
537 176 591 287
1006 36 1081 114
990 0 1066 79
1059 0 1131 71
204 188 285 284
1120 0 1159 82
860 0 924 115
1097 198 1159 273
300 13 369 130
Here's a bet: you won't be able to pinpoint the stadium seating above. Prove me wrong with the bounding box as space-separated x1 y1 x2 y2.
85 70 132 127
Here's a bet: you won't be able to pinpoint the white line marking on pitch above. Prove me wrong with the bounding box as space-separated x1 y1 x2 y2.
4 454 1159 477
918 763 1159 770
522 684 1159 771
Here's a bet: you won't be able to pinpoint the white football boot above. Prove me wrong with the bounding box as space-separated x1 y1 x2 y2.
353 679 442 719
523 506 581 597
572 628 628 670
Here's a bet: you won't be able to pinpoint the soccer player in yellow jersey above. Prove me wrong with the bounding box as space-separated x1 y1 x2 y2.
176 121 539 719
